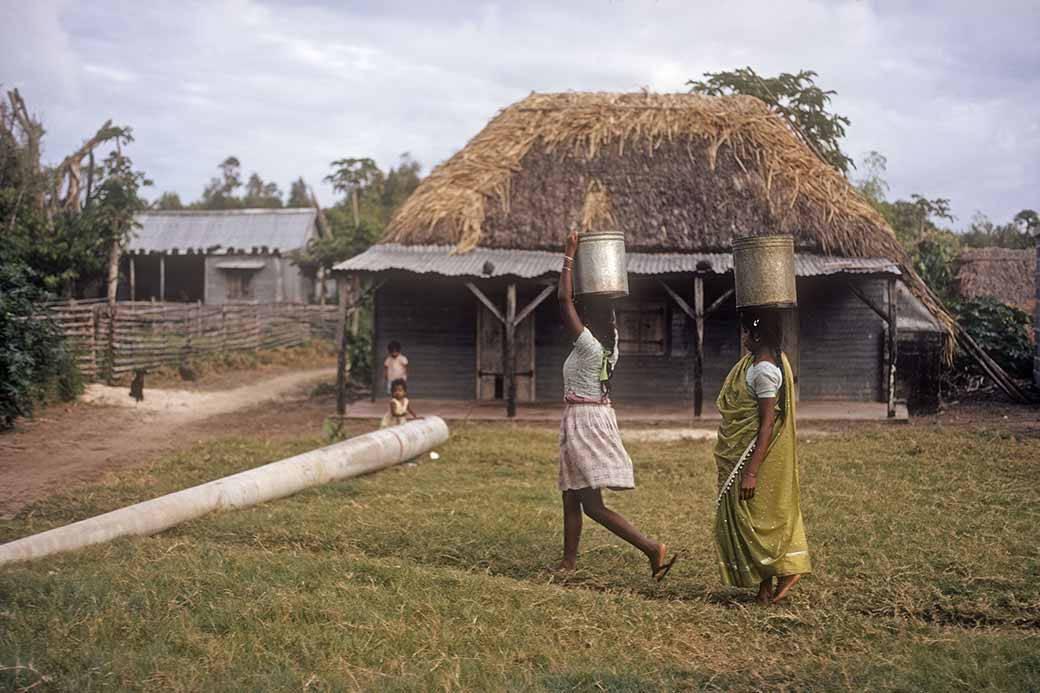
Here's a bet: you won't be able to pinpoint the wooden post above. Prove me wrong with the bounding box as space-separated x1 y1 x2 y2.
693 274 705 418
370 282 380 402
159 255 166 303
89 305 97 380
336 280 350 417
129 255 136 302
221 305 228 351
887 277 898 418
105 304 117 384
504 283 517 418
274 256 284 303
781 307 800 401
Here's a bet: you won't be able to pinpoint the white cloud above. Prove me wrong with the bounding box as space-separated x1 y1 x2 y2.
0 0 1036 224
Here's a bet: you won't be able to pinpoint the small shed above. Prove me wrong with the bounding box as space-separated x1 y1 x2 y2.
125 209 320 304
336 92 953 415
955 247 1036 316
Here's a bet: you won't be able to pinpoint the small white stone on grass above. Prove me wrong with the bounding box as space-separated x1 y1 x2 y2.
430 451 441 460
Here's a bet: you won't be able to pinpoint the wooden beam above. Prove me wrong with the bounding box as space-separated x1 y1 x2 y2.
465 282 505 325
705 288 735 317
693 275 705 417
336 280 350 417
847 280 890 324
658 280 695 320
887 277 898 418
513 284 554 327
370 280 380 402
504 283 517 418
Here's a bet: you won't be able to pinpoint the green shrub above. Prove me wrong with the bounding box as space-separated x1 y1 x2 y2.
951 297 1033 380
0 263 84 429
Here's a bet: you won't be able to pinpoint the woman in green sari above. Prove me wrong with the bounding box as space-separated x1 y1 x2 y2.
714 309 811 605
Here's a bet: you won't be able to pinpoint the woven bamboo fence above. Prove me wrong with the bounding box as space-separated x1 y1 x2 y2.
47 301 339 380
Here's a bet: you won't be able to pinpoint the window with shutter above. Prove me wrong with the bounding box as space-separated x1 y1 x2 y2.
616 300 667 355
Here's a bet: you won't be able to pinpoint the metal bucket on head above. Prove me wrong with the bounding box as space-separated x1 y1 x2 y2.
574 230 629 299
733 235 797 309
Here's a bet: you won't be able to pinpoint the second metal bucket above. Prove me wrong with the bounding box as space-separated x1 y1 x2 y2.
574 230 629 299
733 235 797 308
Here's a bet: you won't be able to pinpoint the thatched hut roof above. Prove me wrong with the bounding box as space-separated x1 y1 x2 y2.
955 248 1036 315
379 91 952 332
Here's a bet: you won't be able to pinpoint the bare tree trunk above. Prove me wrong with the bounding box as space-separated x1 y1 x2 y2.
351 189 360 227
106 240 121 305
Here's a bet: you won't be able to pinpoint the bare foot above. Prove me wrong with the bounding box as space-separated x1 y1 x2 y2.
770 574 802 604
756 578 774 606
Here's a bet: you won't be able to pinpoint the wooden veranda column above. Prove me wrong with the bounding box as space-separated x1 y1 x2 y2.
129 255 136 302
336 279 350 417
887 276 898 418
370 281 380 402
693 274 705 417
159 255 166 302
504 283 517 418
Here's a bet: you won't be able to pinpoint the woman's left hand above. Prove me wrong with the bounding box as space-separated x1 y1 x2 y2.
564 228 579 258
740 472 757 500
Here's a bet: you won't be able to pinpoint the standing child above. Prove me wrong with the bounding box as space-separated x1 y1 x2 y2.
384 340 409 395
381 379 421 428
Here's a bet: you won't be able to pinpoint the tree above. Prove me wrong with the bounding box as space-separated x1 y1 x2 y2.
154 191 184 210
242 172 282 208
855 151 890 206
960 212 1033 250
0 88 144 295
198 156 243 209
0 263 83 430
688 67 853 175
325 157 381 226
287 177 311 207
1013 209 1038 236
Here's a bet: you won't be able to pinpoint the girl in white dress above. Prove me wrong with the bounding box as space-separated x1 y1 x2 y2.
381 379 421 428
555 229 677 580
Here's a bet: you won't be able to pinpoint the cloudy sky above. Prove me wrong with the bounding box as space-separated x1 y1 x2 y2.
2 0 1038 227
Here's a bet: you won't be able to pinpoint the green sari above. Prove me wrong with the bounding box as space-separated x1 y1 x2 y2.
713 352 811 588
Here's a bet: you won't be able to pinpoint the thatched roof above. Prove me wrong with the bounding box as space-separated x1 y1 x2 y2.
383 91 953 333
956 248 1036 315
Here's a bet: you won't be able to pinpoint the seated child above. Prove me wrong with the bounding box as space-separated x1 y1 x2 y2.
384 340 409 395
381 378 421 428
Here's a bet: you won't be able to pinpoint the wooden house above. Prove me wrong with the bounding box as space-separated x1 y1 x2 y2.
335 92 953 415
125 209 321 304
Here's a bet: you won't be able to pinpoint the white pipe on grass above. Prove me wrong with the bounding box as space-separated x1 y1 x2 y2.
0 417 449 567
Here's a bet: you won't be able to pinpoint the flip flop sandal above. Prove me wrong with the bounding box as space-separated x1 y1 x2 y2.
652 553 679 582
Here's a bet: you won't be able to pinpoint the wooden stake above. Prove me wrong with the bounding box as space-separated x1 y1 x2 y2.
159 255 166 302
129 255 136 302
693 274 705 418
887 276 898 418
336 280 350 417
505 283 517 418
370 282 380 402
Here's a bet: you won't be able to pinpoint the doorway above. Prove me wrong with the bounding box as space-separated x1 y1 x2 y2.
476 301 535 401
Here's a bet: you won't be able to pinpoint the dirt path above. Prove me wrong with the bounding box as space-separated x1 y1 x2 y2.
0 369 335 519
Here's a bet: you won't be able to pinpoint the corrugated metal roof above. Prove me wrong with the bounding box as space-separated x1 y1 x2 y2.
214 260 267 270
129 209 317 254
334 244 900 278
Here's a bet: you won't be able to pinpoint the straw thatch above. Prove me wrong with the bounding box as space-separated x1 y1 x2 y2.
384 91 953 333
956 248 1036 315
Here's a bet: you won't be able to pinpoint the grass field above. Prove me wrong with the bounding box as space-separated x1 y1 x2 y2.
1 421 1038 691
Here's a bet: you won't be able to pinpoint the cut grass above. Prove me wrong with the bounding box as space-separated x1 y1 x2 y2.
1 422 1039 690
